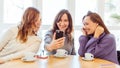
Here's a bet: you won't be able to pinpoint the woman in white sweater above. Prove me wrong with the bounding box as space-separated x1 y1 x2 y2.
0 7 42 63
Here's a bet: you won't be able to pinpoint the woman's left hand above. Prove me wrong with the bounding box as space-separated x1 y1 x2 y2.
94 25 104 38
0 58 5 64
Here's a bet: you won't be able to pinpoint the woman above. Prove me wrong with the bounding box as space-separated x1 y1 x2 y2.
44 9 76 55
78 11 118 64
0 7 41 63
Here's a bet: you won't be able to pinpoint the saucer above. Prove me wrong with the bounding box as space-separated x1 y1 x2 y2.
54 54 68 58
21 57 36 62
82 57 94 61
35 55 48 59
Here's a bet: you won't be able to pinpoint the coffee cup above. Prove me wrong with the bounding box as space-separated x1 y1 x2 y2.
22 52 35 61
84 53 94 60
55 49 68 56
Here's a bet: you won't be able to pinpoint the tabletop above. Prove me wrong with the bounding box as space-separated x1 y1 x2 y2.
0 55 120 68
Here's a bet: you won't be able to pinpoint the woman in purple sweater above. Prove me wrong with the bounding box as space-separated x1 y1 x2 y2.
78 11 119 64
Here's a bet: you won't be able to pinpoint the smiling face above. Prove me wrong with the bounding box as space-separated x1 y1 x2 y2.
34 15 41 33
83 16 98 35
57 13 69 32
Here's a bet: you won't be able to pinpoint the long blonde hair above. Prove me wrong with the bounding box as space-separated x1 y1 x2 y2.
17 7 40 43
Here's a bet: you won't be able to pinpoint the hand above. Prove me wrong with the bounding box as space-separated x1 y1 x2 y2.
46 33 65 51
0 58 5 64
94 25 104 38
81 27 87 36
50 37 65 50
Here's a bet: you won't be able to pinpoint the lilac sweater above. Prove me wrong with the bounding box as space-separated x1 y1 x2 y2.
78 33 119 64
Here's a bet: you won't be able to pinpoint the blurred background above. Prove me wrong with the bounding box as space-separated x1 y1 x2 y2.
0 0 120 54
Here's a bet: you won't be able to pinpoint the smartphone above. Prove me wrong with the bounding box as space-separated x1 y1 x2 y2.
55 30 63 39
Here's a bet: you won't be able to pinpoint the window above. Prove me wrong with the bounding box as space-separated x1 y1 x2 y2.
104 0 120 26
75 0 97 26
1 0 120 52
104 0 120 49
42 0 67 25
4 0 33 24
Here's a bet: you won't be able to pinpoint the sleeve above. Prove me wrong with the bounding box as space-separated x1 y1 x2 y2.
44 31 53 45
1 39 41 62
85 35 116 58
0 28 15 50
44 31 53 52
78 35 88 56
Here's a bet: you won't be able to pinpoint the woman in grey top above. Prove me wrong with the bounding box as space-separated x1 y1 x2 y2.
44 9 76 55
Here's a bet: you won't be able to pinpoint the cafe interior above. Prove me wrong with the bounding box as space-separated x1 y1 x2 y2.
0 0 120 68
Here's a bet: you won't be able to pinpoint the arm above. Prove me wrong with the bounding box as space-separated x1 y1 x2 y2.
85 34 116 58
44 31 53 51
0 28 15 50
78 35 88 56
0 40 41 62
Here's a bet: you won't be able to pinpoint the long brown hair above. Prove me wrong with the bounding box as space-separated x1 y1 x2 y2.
52 9 73 41
17 7 40 43
83 11 110 34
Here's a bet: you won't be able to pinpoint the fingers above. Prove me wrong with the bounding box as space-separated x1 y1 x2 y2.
56 37 65 42
55 37 65 46
52 37 65 49
94 25 104 38
0 59 5 64
96 25 104 32
53 32 56 40
81 27 87 36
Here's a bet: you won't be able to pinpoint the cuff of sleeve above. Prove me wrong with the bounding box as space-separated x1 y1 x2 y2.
1 57 12 62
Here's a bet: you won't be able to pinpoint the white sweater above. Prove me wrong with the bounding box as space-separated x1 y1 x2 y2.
0 27 41 61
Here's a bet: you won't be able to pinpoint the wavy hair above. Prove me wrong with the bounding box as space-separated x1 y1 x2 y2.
52 9 73 41
83 11 110 34
17 7 40 43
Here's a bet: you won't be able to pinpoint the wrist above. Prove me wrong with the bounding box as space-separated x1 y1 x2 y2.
46 44 53 52
83 34 87 36
0 58 9 63
94 34 99 38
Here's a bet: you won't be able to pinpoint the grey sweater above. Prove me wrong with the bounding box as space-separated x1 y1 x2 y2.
44 30 76 55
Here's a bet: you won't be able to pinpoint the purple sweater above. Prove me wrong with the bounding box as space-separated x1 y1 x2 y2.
78 33 119 64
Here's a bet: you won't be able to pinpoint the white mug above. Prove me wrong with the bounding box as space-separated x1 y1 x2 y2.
23 52 35 60
84 53 94 60
56 49 68 56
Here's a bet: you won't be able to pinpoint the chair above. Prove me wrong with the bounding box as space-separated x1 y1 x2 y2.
117 51 120 64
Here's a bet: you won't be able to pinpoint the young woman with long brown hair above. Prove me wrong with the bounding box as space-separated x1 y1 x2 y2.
44 9 76 55
0 7 41 63
78 11 118 64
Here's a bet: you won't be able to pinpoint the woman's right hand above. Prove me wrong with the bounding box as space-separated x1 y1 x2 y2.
46 33 65 51
81 27 87 36
50 37 65 50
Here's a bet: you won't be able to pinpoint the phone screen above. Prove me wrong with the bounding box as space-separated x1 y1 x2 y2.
55 30 63 39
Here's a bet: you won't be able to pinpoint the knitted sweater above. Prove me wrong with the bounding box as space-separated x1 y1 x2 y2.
0 27 41 61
